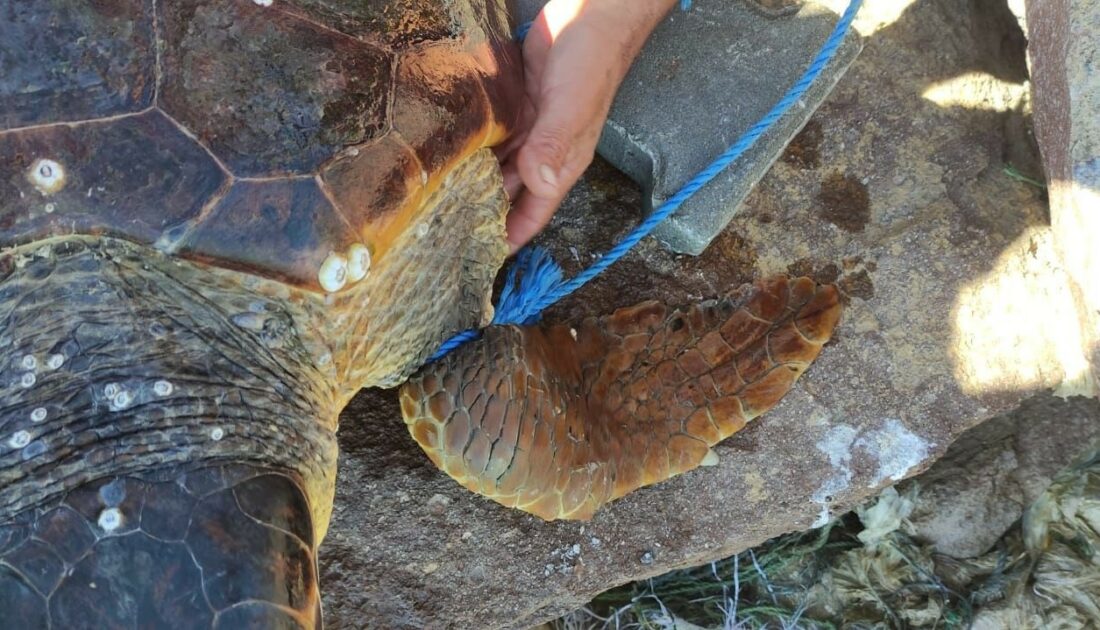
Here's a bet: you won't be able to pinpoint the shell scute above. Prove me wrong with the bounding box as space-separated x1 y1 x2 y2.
3 538 64 595
33 506 97 565
234 474 315 549
0 565 47 627
321 134 424 236
180 179 359 291
49 534 213 628
392 42 494 176
280 0 457 47
186 483 316 611
0 110 225 251
0 0 155 129
158 0 393 177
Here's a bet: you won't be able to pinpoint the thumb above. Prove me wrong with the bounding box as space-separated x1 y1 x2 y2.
513 74 609 206
505 87 602 252
514 110 577 201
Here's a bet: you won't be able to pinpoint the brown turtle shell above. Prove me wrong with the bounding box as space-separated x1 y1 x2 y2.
0 0 523 292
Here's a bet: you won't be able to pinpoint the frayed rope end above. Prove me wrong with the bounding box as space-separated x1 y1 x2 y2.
492 246 565 326
427 246 564 362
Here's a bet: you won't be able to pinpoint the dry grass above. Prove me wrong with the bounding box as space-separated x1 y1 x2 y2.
550 449 1100 629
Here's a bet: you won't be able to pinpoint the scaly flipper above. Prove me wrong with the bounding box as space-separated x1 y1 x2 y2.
400 275 842 520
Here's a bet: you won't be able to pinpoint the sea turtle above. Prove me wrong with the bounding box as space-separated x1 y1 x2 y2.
0 0 840 627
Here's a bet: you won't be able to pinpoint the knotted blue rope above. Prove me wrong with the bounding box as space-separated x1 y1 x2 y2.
431 0 861 361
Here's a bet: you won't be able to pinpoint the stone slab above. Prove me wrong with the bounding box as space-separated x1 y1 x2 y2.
319 2 1086 628
1024 0 1100 396
516 0 863 254
904 393 1100 558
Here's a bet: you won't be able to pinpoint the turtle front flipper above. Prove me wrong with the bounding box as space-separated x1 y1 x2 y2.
0 467 320 629
400 276 842 520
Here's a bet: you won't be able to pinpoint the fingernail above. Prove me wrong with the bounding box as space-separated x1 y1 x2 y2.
538 164 559 189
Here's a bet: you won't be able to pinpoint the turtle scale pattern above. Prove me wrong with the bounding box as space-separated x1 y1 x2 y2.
0 0 522 627
0 465 319 629
402 275 842 520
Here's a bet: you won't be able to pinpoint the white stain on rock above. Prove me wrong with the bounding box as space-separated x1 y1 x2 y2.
812 424 858 505
854 418 931 484
811 419 932 526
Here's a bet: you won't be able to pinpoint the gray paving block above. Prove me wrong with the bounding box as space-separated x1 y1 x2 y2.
515 0 863 254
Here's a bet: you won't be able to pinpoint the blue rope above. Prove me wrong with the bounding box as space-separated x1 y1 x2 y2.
514 20 532 41
431 0 861 362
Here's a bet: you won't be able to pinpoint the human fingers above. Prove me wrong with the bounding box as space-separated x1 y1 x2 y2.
501 159 525 201
505 187 565 253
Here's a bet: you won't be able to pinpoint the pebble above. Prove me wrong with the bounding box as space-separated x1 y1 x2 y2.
427 493 451 514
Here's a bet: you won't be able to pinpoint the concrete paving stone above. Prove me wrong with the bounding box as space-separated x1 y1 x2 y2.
517 0 863 254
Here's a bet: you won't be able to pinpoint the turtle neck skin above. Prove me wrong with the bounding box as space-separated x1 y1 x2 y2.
0 236 336 629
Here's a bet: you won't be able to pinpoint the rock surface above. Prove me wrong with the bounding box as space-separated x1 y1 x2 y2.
1024 0 1100 396
904 394 1100 558
319 1 1088 627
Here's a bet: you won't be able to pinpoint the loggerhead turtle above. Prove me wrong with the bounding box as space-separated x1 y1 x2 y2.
0 0 840 627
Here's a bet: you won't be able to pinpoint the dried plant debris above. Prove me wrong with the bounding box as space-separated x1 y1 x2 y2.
551 448 1100 629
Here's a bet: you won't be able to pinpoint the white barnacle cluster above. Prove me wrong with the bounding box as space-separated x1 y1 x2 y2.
7 430 30 449
252 0 273 5
15 353 38 389
105 382 134 411
318 243 372 293
210 427 225 441
27 158 66 195
230 311 266 331
153 380 174 397
97 507 123 532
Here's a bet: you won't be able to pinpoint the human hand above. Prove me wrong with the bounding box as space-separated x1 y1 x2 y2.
496 0 677 253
